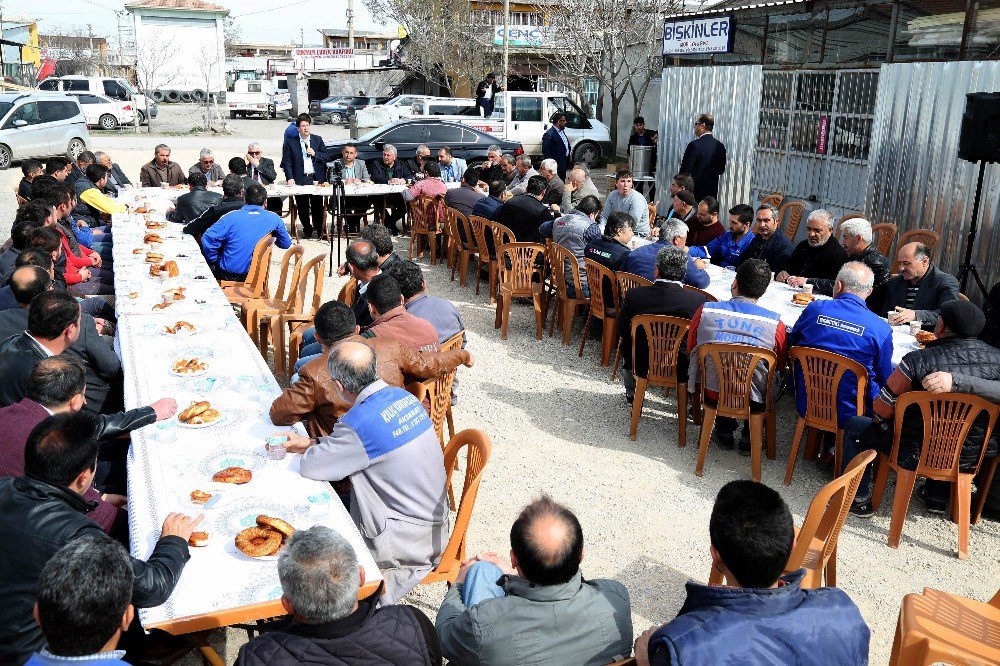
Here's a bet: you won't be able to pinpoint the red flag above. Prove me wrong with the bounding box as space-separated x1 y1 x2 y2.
36 59 56 82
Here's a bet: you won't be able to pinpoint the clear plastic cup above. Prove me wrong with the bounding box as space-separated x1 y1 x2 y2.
308 492 331 519
265 436 288 460
803 283 814 295
909 321 922 336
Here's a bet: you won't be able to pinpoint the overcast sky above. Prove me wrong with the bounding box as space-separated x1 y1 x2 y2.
19 0 389 45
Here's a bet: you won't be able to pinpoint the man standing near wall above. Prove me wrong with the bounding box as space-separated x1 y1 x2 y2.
680 113 727 201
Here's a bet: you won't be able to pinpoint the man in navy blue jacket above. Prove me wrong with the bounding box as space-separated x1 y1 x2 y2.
635 481 870 666
737 203 793 274
679 113 726 201
541 112 571 179
280 115 331 239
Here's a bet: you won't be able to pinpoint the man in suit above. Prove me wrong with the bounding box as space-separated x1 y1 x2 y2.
281 115 333 239
0 291 80 408
345 240 382 329
187 148 226 185
881 242 960 330
618 245 710 404
166 172 222 225
680 113 727 201
336 143 371 234
538 158 565 208
243 144 282 215
542 112 572 179
475 72 500 117
438 146 467 183
367 144 413 235
94 152 130 193
496 175 556 243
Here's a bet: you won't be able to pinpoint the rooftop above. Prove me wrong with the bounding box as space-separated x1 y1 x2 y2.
318 28 398 38
124 0 230 14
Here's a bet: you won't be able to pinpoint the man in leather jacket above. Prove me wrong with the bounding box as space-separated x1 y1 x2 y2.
166 172 223 225
0 411 199 665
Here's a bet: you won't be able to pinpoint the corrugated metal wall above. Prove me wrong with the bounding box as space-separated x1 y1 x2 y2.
868 61 1000 298
655 65 762 215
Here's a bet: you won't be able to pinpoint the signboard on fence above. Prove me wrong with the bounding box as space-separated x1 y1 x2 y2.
662 16 734 55
291 48 354 59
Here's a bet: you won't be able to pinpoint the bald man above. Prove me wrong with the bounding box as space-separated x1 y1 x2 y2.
881 241 960 329
279 342 448 604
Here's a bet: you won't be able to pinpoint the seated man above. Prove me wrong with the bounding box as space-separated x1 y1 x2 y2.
95 150 131 192
236 526 441 666
183 174 245 238
0 411 198 664
337 143 372 232
505 155 538 196
45 157 73 183
362 274 439 352
559 166 601 213
200 184 292 282
601 169 649 237
538 158 564 207
0 221 37 286
368 144 413 234
345 240 383 330
270 301 472 436
542 194 602 298
228 156 256 192
803 217 890 310
585 211 633 272
284 342 449 603
776 209 848 285
73 164 127 228
686 196 725 247
403 160 448 201
438 146 467 183
688 259 788 452
470 180 504 221
843 300 1000 516
18 159 42 200
445 167 485 219
880 242 960 330
737 203 794 274
618 246 711 404
65 151 93 188
139 143 186 187
635 481 870 665
25 535 135 666
689 203 755 268
389 260 465 345
187 148 225 185
496 175 554 243
624 218 709 288
167 172 222 225
406 144 431 175
436 495 633 665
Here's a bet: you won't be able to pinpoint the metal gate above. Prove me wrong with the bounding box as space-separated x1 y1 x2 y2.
751 69 879 218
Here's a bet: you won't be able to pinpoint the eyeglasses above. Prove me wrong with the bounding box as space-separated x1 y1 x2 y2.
248 151 261 156
202 160 214 165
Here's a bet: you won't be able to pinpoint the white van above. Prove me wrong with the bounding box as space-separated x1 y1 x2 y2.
0 92 89 169
405 98 480 118
38 76 157 125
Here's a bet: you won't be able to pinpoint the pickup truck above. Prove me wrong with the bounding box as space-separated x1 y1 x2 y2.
227 79 291 119
442 92 613 168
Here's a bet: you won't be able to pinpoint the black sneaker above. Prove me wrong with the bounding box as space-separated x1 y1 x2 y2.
919 486 948 514
737 435 752 457
713 431 735 450
850 499 875 518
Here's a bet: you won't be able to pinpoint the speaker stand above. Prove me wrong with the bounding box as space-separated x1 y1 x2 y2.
956 160 991 303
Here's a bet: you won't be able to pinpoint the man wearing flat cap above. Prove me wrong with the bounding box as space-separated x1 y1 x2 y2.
840 300 1000 517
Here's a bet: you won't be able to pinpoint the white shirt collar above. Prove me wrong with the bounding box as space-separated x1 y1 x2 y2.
25 332 55 357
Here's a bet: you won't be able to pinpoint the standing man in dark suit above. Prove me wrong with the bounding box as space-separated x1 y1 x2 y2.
496 175 556 243
475 72 501 117
245 141 283 215
617 244 709 404
280 115 332 239
680 113 727 201
542 112 572 179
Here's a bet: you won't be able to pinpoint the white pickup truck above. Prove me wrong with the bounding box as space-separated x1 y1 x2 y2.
226 79 291 119
449 92 613 168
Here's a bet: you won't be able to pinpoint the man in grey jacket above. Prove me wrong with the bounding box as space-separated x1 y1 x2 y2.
505 155 538 196
559 167 601 213
281 342 448 604
436 495 633 665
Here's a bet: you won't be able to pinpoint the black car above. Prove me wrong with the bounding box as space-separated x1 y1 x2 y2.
324 120 523 169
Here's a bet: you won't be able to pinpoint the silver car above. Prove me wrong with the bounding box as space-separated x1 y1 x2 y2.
0 92 90 169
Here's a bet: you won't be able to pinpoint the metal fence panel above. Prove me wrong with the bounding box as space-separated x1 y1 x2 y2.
655 65 762 215
868 61 1000 300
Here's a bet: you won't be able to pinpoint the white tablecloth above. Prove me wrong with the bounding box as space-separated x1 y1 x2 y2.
110 212 382 632
125 181 458 204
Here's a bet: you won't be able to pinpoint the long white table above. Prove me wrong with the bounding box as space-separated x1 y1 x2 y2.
111 209 382 634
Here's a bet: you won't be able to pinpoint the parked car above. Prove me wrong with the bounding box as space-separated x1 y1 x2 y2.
341 95 391 120
38 75 157 125
323 119 522 169
227 79 290 119
405 98 480 118
68 92 136 130
308 95 353 123
377 94 435 119
0 92 89 169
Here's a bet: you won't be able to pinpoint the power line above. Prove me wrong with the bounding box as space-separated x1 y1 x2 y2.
232 0 312 18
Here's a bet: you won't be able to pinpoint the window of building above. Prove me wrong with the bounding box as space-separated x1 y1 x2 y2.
892 1 963 61
765 11 825 65
964 0 1000 60
822 4 893 65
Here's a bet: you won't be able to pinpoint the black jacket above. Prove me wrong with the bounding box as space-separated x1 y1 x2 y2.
617 280 708 378
184 196 245 238
168 188 224 225
105 163 132 191
811 243 890 309
281 134 332 184
368 158 414 184
496 194 554 243
738 232 794 274
0 476 189 665
246 157 277 185
680 133 727 201
0 332 48 408
880 265 961 328
783 237 848 281
235 588 441 666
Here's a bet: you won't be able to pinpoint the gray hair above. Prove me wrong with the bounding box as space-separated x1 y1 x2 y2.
912 242 931 262
807 208 834 229
659 218 689 243
278 526 360 624
247 141 261 152
154 143 170 154
382 144 397 156
487 144 501 155
93 151 107 161
757 202 778 219
836 261 875 295
516 154 533 167
575 163 591 177
416 144 430 156
198 148 214 160
540 158 557 173
327 342 378 394
567 167 585 184
655 245 688 281
839 217 872 244
500 153 515 165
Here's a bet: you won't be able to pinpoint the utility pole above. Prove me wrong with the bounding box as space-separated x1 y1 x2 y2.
501 0 509 87
347 0 354 49
300 28 303 47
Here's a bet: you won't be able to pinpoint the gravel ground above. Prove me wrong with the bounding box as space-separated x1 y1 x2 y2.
1 105 997 664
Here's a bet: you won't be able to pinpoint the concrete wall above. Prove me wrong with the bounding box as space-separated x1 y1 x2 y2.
132 10 226 92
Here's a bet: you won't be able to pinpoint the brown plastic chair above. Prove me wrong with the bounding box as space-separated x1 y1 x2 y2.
408 194 444 264
683 284 718 303
783 347 868 486
695 343 778 483
468 215 491 296
220 234 274 305
242 245 305 346
546 242 589 346
420 429 492 586
494 242 546 340
891 229 941 273
628 315 690 445
337 277 357 307
779 200 806 241
711 450 877 589
484 220 515 303
265 254 327 379
580 258 621 367
647 202 657 230
871 222 897 257
835 211 867 236
449 209 476 287
888 586 1000 665
974 453 1000 525
760 193 783 209
439 329 463 445
870 391 999 559
610 272 654 380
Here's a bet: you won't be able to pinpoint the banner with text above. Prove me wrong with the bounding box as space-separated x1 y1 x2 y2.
662 16 734 55
292 48 354 59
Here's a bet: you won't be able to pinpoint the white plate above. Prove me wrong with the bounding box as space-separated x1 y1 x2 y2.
176 483 235 510
225 539 282 562
169 364 209 378
790 301 809 308
160 324 198 337
176 410 225 428
198 450 266 477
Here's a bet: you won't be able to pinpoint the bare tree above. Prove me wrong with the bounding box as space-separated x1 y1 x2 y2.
134 29 181 134
40 28 110 77
223 17 243 58
197 43 226 132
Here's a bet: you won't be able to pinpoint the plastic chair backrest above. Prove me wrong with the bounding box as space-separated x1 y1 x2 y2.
897 228 941 257
291 253 327 317
469 215 490 257
410 194 443 233
550 241 583 299
242 235 276 296
683 284 718 302
497 242 545 295
790 347 868 429
272 245 305 303
871 222 897 257
647 203 656 229
337 277 357 307
423 370 457 446
780 201 806 240
441 329 464 352
891 391 1000 481
631 315 690 385
790 450 876 587
760 193 783 209
698 342 778 418
487 220 515 249
451 208 474 250
583 257 620 319
835 212 867 236
616 271 653 299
